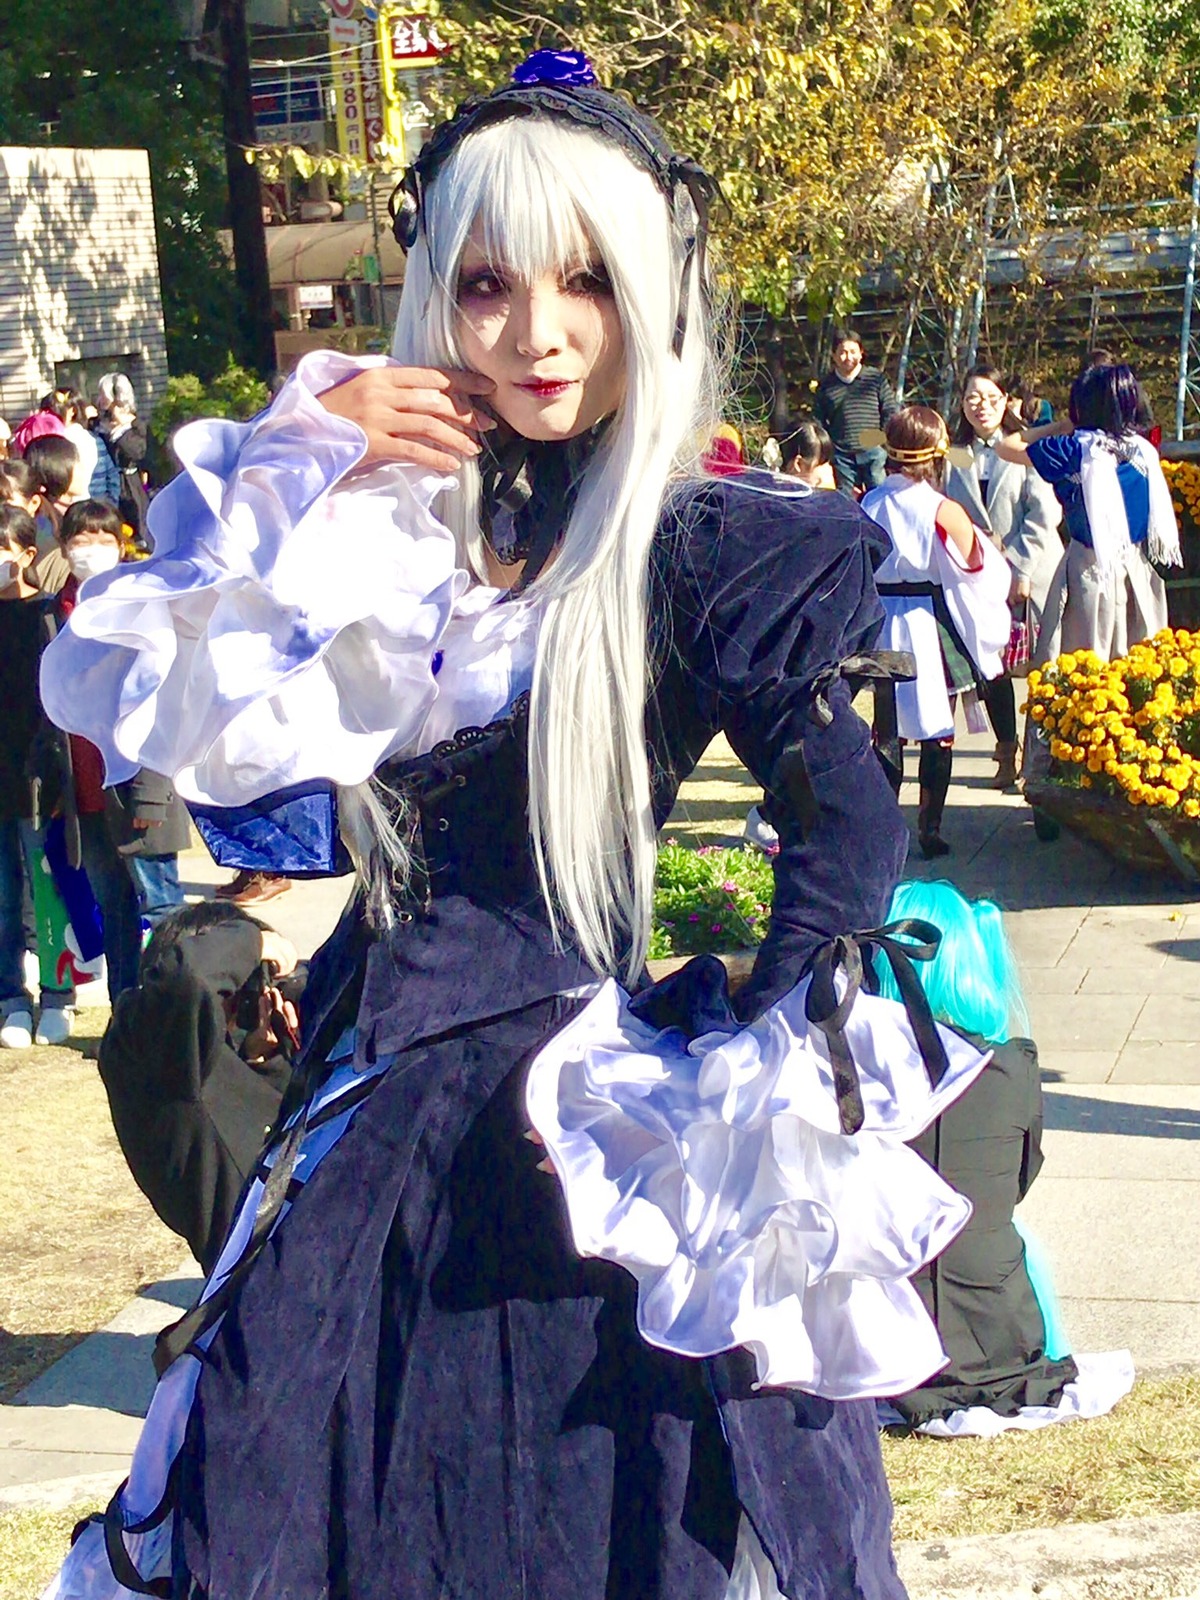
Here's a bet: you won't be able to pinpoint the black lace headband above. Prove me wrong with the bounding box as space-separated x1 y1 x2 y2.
388 49 720 357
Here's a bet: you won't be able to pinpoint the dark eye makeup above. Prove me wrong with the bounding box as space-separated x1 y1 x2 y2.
456 260 614 304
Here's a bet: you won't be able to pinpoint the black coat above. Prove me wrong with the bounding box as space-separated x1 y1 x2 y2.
892 1035 1078 1424
99 917 293 1275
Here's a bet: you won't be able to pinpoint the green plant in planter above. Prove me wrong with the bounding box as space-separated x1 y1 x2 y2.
650 840 775 958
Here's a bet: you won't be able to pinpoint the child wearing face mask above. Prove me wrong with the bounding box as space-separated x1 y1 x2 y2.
44 502 188 1005
0 504 77 1046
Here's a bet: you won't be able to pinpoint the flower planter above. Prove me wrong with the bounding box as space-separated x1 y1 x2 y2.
646 950 759 990
1024 775 1200 884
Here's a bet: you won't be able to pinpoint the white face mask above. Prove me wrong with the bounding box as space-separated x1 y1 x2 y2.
66 545 121 583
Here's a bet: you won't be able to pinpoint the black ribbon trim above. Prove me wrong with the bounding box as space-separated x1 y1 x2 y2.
805 919 949 1134
151 1110 307 1380
668 158 722 358
100 1473 175 1597
809 649 917 728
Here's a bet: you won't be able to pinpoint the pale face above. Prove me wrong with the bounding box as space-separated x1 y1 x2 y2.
454 232 626 442
832 339 863 380
64 529 121 553
0 538 35 591
962 376 1008 440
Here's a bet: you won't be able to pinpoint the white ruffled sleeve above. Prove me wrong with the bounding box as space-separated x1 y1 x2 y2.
526 977 992 1401
39 351 470 806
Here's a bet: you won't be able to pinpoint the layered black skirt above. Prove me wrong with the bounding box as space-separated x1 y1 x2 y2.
172 997 906 1600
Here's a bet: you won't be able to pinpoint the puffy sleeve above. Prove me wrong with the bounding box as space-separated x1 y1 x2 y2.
661 480 909 1019
38 351 469 807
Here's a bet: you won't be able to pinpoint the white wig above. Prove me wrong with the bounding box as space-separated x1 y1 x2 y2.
387 116 724 978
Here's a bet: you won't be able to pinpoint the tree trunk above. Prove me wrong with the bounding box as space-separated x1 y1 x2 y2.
218 0 275 379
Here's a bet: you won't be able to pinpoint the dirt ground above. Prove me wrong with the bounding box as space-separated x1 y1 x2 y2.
0 1003 187 1401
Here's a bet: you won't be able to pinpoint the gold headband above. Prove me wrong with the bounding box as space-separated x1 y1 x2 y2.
859 425 949 463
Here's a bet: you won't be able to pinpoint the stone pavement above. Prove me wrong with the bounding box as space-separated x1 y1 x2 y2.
5 726 1200 1594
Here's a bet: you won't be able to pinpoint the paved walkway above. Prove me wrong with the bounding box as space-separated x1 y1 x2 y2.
6 726 1200 1592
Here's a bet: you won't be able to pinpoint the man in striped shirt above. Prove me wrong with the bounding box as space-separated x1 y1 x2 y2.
814 330 899 498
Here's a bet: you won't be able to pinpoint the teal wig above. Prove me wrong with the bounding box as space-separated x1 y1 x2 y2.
873 879 1029 1044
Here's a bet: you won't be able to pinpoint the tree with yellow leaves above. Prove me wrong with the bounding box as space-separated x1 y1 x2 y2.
422 0 1197 396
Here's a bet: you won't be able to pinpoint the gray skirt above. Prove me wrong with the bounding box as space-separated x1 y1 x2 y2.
1034 538 1168 666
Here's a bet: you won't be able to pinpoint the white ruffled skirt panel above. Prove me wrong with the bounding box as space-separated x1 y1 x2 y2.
526 977 991 1401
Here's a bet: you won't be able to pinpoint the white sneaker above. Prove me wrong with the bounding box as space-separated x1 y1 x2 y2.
35 1006 75 1046
0 1009 33 1049
744 804 780 854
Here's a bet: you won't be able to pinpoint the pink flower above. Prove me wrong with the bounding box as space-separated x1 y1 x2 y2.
721 880 738 892
688 913 700 922
711 923 723 934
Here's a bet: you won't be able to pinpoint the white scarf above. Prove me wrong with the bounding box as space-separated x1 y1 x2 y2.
1078 430 1181 576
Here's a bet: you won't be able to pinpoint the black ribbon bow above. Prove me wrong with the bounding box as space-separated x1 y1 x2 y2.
804 919 949 1135
809 649 917 729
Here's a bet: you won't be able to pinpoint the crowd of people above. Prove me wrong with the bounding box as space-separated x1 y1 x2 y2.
761 336 1180 857
0 377 298 1051
12 51 1165 1600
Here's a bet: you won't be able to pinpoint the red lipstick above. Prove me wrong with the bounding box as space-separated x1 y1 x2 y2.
516 379 575 398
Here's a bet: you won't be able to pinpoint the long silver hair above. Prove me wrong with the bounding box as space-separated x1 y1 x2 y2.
355 116 724 978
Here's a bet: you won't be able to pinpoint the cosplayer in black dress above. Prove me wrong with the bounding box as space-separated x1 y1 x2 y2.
172 479 909 1600
39 53 989 1600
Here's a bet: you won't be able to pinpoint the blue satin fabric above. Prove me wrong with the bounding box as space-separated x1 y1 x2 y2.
189 785 352 878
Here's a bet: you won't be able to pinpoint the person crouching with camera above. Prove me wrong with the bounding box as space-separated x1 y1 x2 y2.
98 900 302 1274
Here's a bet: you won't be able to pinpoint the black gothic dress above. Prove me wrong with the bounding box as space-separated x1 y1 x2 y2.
49 459 916 1600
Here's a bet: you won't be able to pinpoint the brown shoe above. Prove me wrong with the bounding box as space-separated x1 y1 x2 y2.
214 869 255 901
991 740 1020 791
228 872 292 907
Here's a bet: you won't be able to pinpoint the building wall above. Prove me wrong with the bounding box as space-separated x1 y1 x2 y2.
0 147 169 424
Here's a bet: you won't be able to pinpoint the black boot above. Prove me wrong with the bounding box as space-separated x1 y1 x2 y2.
917 741 953 858
872 683 904 797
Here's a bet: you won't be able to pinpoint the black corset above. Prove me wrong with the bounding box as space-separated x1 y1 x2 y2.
374 693 542 918
348 696 592 1065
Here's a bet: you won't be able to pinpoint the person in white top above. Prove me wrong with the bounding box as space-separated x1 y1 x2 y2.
863 406 1012 858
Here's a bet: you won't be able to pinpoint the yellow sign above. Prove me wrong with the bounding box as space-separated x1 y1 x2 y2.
329 16 366 163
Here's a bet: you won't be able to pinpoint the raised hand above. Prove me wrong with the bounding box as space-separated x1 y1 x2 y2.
318 365 497 472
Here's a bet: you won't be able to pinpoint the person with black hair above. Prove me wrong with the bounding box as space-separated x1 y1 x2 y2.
0 503 75 1048
995 363 1178 665
814 329 899 497
778 418 837 489
99 901 300 1274
40 500 188 1006
23 432 78 595
945 365 1064 789
52 388 99 496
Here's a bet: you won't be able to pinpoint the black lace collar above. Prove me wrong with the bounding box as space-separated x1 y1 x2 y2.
479 422 609 593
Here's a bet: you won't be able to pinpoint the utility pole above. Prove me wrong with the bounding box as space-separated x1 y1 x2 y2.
218 0 276 379
964 135 1004 375
1175 113 1200 441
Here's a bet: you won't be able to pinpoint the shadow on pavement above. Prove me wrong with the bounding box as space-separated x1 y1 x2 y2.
0 1331 86 1404
10 1329 161 1417
903 793 1199 915
1043 1093 1200 1140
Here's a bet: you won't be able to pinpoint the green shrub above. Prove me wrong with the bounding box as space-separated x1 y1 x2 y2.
649 840 775 959
151 361 272 447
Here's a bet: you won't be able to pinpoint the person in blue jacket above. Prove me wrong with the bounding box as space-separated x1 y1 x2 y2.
995 362 1179 666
